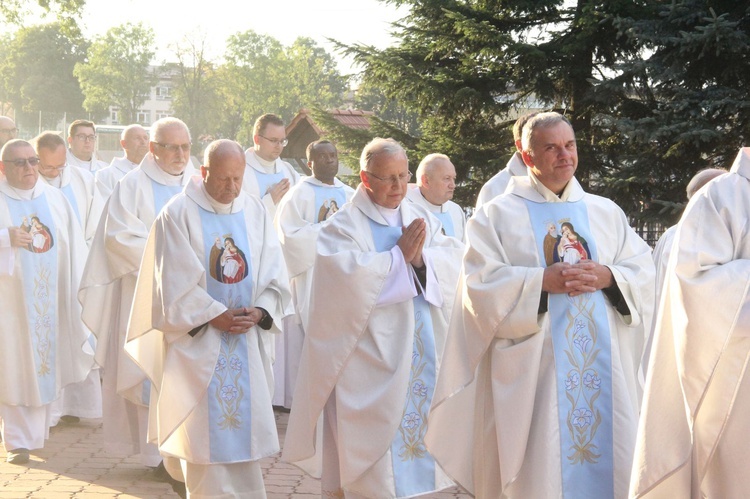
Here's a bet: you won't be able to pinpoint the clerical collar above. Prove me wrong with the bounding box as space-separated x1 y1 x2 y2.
201 182 233 214
44 175 62 188
255 154 276 172
416 188 444 212
9 184 35 200
528 170 573 202
375 204 401 227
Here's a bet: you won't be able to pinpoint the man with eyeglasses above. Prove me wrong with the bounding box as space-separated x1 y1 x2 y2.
406 153 466 242
78 118 197 478
242 113 300 220
0 139 93 464
0 116 18 148
284 138 464 498
426 112 654 498
66 119 108 173
34 131 103 246
96 124 150 198
274 140 355 409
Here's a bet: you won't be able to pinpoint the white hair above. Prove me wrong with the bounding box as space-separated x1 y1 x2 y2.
359 137 406 171
150 117 190 143
416 153 451 185
521 112 573 152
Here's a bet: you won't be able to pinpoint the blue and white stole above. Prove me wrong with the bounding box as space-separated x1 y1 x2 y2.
4 192 59 404
60 183 81 225
433 211 455 238
253 169 284 198
140 180 184 405
368 217 438 497
199 206 255 463
309 183 348 223
524 199 615 499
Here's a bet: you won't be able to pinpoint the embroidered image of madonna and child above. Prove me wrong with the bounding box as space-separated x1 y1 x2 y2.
19 215 54 253
208 235 249 284
543 221 591 267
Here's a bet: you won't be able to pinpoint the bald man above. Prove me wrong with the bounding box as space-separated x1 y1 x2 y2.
96 124 150 198
0 117 17 149
126 139 293 498
406 153 466 242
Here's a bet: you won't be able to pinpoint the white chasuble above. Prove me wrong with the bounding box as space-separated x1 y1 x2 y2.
242 150 300 219
405 186 466 242
96 156 138 199
41 165 103 247
631 148 750 498
0 179 92 406
126 178 293 464
426 173 654 499
283 186 463 498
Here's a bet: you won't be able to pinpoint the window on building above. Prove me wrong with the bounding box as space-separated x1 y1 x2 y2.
110 109 119 124
155 86 172 100
136 110 150 124
155 111 171 121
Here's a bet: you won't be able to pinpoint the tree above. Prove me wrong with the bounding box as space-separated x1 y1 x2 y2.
74 22 156 124
1 0 85 31
0 22 88 127
335 0 652 208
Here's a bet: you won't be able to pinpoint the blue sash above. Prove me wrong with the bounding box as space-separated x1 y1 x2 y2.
368 219 438 497
4 192 59 404
60 183 81 225
524 200 615 499
199 207 255 463
309 183 348 223
253 170 284 198
433 211 455 238
151 181 183 215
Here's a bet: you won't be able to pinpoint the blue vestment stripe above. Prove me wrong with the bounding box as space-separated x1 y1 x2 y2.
5 193 59 404
150 181 183 215
524 200 615 499
60 184 81 225
253 170 284 198
433 211 455 238
310 184 348 223
199 207 255 463
368 219 437 496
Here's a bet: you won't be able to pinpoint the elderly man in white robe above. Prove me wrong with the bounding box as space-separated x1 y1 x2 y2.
406 153 465 242
275 140 355 408
78 117 197 470
96 124 150 198
34 131 103 425
474 112 536 209
284 138 464 498
0 139 92 464
126 139 292 498
630 148 750 498
66 120 108 172
426 112 655 498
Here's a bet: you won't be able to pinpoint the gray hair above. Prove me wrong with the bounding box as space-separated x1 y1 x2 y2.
203 139 244 167
150 117 191 143
686 167 727 200
521 112 573 152
360 137 406 171
416 153 451 185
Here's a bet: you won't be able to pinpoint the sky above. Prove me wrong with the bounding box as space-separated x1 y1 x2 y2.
62 0 409 75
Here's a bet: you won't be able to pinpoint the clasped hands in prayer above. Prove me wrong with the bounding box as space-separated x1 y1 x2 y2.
398 218 426 268
209 307 264 335
542 261 614 297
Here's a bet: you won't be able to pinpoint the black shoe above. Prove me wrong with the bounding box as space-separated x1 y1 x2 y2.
60 415 80 424
153 461 186 499
7 448 29 464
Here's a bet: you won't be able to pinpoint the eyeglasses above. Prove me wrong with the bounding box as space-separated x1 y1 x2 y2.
259 135 288 147
0 128 16 134
74 134 97 142
154 142 192 153
364 170 413 185
7 157 40 168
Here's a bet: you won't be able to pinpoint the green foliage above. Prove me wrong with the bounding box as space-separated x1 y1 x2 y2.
0 23 88 126
74 22 156 124
1 0 85 33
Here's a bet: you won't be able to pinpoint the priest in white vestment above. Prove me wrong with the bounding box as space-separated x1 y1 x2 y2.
406 153 466 242
630 149 750 498
66 120 109 172
126 139 293 498
275 140 355 408
0 140 93 464
475 112 537 209
283 138 464 498
34 131 103 425
96 124 150 199
426 113 655 498
78 118 196 468
242 113 300 407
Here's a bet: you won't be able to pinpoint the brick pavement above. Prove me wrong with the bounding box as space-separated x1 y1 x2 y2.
0 410 471 498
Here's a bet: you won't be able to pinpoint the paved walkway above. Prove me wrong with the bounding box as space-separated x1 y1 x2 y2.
0 410 471 498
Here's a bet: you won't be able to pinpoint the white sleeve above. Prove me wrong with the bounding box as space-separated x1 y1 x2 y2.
0 228 15 276
376 245 418 307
